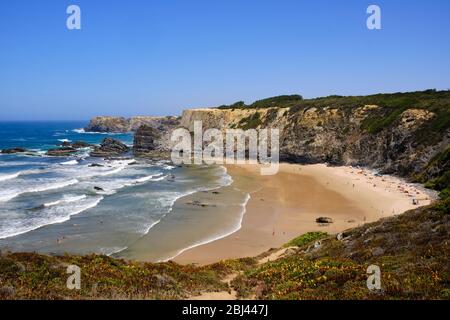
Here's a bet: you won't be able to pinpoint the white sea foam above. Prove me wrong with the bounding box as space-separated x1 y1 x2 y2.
0 195 103 239
105 246 129 256
0 168 45 181
0 172 20 182
72 128 123 135
158 192 251 262
0 179 79 203
150 176 166 182
141 220 162 236
44 194 87 207
61 160 78 165
31 179 79 193
135 165 235 240
135 173 164 183
58 139 72 143
90 172 165 196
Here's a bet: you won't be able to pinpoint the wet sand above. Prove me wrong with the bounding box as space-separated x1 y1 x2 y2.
174 163 435 265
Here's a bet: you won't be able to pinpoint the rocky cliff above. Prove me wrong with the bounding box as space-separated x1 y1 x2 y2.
85 116 180 133
133 125 161 155
179 90 450 189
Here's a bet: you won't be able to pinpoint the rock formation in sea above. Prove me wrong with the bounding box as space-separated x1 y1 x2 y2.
90 137 130 157
58 141 92 148
46 140 93 156
1 147 29 154
133 125 161 155
46 147 78 156
85 116 180 133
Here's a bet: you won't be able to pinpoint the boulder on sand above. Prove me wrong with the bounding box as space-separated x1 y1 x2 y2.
90 138 130 158
316 217 333 224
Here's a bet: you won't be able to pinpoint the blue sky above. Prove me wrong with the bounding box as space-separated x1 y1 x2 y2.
0 0 449 120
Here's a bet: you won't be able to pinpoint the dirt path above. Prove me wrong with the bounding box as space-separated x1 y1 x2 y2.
187 246 295 300
258 247 295 264
189 272 239 300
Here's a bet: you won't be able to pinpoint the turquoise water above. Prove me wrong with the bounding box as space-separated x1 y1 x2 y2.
0 121 133 151
0 122 240 259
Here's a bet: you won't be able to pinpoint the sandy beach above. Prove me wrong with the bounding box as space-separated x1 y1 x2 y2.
174 163 435 265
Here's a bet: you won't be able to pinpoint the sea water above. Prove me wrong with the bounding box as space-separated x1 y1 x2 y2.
0 121 249 260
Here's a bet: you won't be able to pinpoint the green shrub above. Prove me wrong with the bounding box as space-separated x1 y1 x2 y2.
238 112 262 130
285 231 328 247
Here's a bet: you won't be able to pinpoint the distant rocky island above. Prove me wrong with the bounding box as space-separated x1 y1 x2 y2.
84 116 180 133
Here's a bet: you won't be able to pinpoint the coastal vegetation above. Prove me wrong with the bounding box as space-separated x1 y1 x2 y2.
218 89 450 138
414 147 450 200
237 112 263 130
284 231 328 248
232 201 449 300
218 95 303 110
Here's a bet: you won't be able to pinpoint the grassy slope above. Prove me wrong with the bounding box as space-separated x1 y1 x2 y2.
232 202 449 300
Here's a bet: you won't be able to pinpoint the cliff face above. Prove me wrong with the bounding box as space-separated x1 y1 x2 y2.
280 107 447 178
128 116 180 132
85 116 180 133
133 125 161 155
180 105 449 181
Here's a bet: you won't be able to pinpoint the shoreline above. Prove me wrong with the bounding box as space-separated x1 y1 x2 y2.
157 193 251 263
173 162 435 265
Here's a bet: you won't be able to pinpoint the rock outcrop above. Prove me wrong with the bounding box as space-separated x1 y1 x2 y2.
46 147 78 156
85 117 129 133
128 116 180 132
90 138 130 158
85 116 180 133
133 125 161 155
1 147 29 154
58 141 92 148
71 141 92 149
46 140 93 157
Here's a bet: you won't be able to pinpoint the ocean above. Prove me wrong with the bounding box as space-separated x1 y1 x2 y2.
0 121 248 260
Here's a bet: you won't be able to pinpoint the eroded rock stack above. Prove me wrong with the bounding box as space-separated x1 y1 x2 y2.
133 125 161 156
